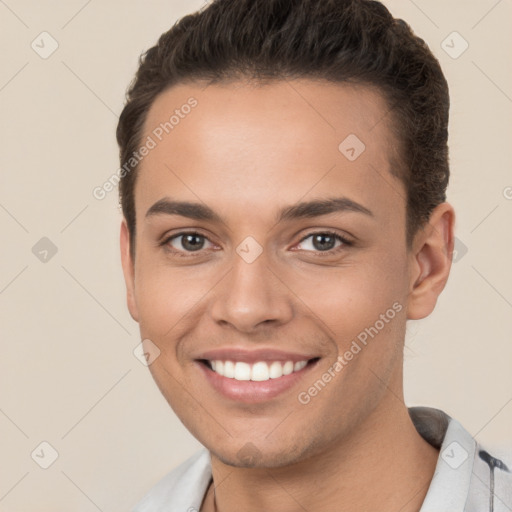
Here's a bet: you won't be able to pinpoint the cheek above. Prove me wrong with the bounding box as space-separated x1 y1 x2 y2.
294 268 407 412
288 254 408 342
133 258 210 339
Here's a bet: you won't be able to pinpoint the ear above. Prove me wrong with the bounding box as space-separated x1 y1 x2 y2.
406 202 455 320
120 219 139 323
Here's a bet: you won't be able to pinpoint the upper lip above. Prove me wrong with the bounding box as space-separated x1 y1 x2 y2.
195 348 319 364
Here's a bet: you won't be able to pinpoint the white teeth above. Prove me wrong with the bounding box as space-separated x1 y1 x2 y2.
223 360 235 378
234 362 251 380
294 360 307 372
209 359 310 381
251 362 269 381
282 361 294 375
269 361 284 379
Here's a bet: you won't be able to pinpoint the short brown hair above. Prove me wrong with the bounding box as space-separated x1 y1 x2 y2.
116 0 450 257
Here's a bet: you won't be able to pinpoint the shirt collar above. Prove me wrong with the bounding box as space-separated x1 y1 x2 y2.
410 406 476 511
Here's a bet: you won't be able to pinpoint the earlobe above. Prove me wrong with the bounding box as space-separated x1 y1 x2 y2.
407 203 455 320
120 219 139 323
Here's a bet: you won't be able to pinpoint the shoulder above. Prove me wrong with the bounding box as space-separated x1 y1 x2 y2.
409 406 512 510
131 448 212 512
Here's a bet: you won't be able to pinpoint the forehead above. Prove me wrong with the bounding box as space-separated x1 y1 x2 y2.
135 79 404 226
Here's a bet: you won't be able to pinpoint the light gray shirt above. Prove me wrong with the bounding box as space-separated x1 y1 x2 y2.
132 407 512 512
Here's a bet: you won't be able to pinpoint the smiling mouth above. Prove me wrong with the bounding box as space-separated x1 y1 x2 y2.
199 358 320 382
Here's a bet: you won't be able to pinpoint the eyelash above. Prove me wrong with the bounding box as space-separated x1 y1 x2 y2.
159 230 353 258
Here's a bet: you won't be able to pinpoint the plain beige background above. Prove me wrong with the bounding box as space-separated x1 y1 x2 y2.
0 0 511 510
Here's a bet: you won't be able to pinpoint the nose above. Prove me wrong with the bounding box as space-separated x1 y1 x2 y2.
208 249 294 333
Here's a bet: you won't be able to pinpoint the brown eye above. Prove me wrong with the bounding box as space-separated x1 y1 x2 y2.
164 232 215 254
295 231 352 256
311 233 337 251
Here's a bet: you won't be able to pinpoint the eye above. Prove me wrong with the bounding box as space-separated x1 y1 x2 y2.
160 230 352 258
295 231 351 255
162 232 216 255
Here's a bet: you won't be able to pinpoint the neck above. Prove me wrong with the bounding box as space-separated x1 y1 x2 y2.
202 388 439 512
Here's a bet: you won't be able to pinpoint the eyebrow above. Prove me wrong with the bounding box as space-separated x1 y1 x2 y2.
145 196 373 223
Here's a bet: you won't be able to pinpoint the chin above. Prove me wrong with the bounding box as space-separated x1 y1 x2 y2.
209 439 312 469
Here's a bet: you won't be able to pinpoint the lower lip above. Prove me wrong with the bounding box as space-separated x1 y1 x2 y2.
196 360 318 404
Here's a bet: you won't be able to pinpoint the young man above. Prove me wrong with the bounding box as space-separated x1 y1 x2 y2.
117 0 511 510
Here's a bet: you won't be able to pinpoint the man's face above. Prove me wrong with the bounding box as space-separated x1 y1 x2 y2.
122 79 416 467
